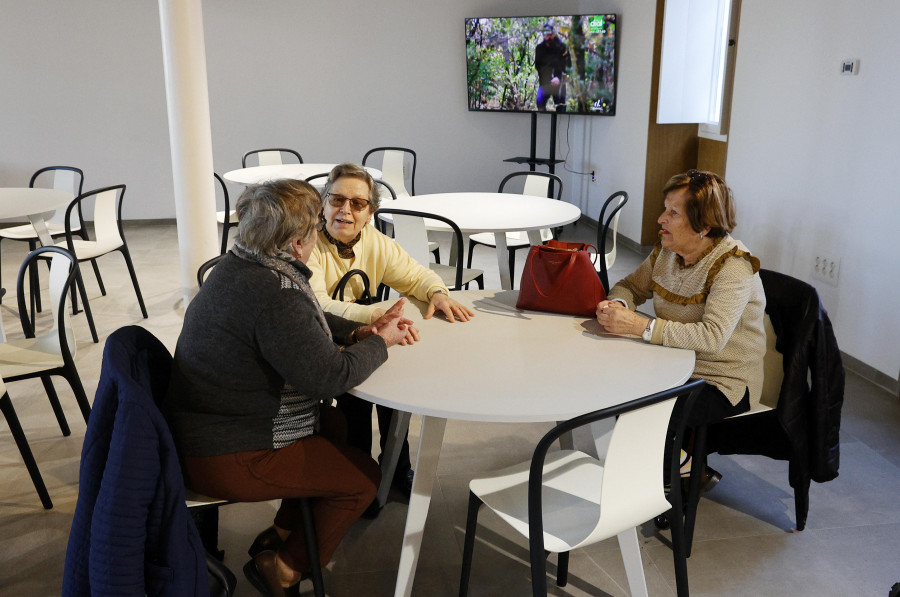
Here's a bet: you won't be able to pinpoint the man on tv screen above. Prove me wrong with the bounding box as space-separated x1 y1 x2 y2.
534 23 571 112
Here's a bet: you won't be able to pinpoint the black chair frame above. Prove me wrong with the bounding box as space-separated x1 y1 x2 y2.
214 173 233 256
241 148 303 168
466 171 564 287
362 146 417 195
197 254 225 287
595 190 629 293
59 184 148 336
375 207 484 292
459 379 706 597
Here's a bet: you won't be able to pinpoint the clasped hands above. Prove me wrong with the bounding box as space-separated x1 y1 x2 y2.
595 300 649 337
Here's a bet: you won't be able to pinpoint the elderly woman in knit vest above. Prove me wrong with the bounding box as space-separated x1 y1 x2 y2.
166 179 411 595
595 170 766 488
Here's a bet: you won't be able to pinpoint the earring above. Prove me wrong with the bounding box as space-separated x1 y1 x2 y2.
699 233 704 239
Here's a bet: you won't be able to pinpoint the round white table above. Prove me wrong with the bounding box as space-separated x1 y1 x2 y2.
381 192 582 290
223 163 382 185
350 290 695 597
0 188 75 341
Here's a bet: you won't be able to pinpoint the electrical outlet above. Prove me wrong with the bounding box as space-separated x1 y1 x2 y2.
812 254 841 286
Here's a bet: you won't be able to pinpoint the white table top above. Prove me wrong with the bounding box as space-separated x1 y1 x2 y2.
351 290 696 422
380 192 581 234
0 188 73 220
223 164 382 185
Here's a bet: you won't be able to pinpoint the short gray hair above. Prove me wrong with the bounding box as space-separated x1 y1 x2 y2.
323 163 381 211
235 179 320 255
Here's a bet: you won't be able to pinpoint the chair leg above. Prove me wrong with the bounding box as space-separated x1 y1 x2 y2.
29 240 42 315
459 491 483 597
432 247 440 264
795 475 811 531
476 274 484 290
466 239 477 269
683 425 709 557
1 393 53 509
73 264 99 344
90 259 105 296
555 551 569 587
63 362 92 423
39 376 70 436
119 246 148 318
298 498 325 597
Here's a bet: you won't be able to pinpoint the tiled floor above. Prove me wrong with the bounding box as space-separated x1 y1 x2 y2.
0 220 898 596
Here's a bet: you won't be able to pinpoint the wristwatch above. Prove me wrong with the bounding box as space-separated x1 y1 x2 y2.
641 318 656 342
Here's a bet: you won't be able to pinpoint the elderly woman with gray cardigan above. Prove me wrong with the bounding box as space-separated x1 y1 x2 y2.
165 179 410 596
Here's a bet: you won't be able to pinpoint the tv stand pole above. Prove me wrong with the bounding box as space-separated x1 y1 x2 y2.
505 112 564 190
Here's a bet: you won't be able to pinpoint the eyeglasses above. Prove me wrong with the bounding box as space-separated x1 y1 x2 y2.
325 193 370 212
686 169 710 188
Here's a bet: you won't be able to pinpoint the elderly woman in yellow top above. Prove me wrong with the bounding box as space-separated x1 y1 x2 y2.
306 162 474 499
595 169 765 488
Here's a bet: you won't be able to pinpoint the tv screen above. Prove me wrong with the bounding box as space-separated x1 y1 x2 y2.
465 14 618 115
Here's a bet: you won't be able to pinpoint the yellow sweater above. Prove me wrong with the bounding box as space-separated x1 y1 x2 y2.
608 236 766 406
307 225 448 323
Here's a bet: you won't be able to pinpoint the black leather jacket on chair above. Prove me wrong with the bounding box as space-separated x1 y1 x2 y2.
707 269 844 529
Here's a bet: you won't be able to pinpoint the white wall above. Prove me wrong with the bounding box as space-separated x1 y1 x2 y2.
1 0 655 226
726 0 900 378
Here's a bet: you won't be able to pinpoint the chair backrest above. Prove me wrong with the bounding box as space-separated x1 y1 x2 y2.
363 147 416 197
214 173 232 255
242 148 303 168
375 207 464 289
499 171 564 241
64 184 126 254
594 190 629 292
526 380 706 556
197 254 225 287
759 313 784 409
30 166 85 230
16 246 79 358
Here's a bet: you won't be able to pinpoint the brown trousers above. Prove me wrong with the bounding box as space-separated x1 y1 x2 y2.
181 407 380 573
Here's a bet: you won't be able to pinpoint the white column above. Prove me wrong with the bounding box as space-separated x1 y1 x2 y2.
158 0 218 307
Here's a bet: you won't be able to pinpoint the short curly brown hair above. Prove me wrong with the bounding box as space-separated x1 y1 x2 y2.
662 169 736 238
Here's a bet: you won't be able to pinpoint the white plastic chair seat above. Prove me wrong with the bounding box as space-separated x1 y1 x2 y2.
185 488 231 509
429 263 483 289
0 331 67 378
53 237 122 260
471 450 609 553
0 219 82 241
216 210 238 225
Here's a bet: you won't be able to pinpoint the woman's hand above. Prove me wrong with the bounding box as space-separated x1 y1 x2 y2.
359 298 418 347
424 292 474 323
596 300 648 336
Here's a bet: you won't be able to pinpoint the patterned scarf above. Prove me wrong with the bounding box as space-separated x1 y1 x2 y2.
231 240 331 339
322 227 362 259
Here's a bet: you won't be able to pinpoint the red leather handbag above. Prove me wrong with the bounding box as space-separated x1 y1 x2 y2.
516 241 606 316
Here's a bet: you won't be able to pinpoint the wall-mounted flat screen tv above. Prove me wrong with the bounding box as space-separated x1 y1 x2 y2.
465 14 617 115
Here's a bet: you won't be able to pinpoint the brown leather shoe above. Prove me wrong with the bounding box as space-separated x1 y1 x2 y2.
243 550 282 597
248 526 283 558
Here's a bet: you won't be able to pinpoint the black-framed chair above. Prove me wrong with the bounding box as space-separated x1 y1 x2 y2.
459 379 706 597
214 173 236 255
51 184 148 334
592 190 629 292
0 246 92 492
0 166 101 309
197 255 225 287
362 147 417 197
678 270 844 549
241 148 303 168
466 172 563 288
375 207 484 291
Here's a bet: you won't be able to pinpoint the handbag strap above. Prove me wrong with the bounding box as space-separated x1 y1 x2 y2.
332 269 373 302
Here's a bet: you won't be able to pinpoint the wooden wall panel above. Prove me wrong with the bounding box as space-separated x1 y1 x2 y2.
698 137 728 177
